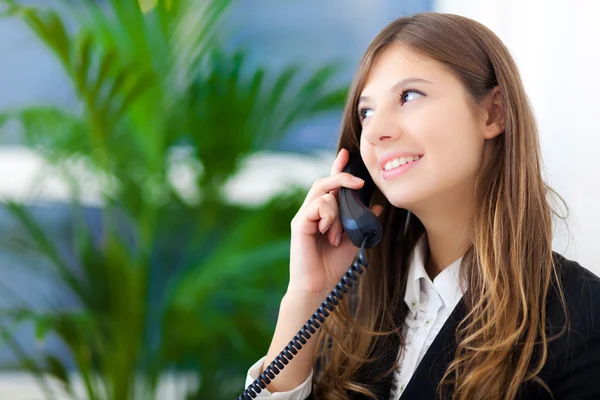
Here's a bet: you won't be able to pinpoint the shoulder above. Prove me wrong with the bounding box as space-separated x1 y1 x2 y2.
552 251 600 287
548 252 600 331
550 252 600 319
546 252 600 360
517 252 600 398
537 254 600 395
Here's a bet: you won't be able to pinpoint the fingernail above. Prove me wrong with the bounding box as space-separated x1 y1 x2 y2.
352 177 364 184
335 234 341 246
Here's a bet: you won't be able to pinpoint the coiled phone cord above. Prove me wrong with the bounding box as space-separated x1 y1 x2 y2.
238 234 372 400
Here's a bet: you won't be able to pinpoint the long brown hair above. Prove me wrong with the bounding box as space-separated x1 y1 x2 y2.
312 12 569 399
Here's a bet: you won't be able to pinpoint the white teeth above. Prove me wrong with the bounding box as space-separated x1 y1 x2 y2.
383 155 421 171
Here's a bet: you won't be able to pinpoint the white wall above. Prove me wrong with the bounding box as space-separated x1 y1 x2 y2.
436 0 600 275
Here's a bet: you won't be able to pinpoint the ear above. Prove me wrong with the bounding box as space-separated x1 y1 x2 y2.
480 86 505 139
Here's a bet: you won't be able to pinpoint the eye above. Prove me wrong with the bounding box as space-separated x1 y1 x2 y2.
401 88 425 104
358 107 373 121
357 88 425 122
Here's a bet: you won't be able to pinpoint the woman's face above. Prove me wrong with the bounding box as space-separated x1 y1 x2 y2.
358 44 497 213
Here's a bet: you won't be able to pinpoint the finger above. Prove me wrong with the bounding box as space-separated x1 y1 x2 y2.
318 215 335 234
316 193 337 233
301 173 364 210
330 148 349 176
327 214 343 247
328 149 348 202
304 194 338 234
329 187 339 201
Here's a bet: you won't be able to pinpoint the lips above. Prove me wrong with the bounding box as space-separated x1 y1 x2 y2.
381 155 422 180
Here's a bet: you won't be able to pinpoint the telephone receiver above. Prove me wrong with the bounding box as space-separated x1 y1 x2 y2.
338 149 383 248
238 148 383 400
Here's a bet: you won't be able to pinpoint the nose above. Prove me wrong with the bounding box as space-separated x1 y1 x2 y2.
361 107 401 145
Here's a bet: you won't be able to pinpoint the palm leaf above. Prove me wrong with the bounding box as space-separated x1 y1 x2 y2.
1 1 71 68
3 106 87 157
3 202 85 301
0 319 57 400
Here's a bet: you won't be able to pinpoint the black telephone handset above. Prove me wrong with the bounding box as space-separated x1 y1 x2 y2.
338 149 383 249
239 149 382 400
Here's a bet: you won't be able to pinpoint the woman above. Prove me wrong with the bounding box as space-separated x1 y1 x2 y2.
244 12 600 400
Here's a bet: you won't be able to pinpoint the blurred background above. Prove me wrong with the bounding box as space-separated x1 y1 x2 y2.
0 0 597 399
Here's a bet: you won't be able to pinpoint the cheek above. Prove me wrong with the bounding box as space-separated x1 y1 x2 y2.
388 107 484 206
359 136 378 173
423 109 485 186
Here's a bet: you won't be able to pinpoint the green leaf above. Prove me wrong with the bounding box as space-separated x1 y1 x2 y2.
110 69 155 123
265 64 301 114
72 33 93 92
168 0 234 91
0 112 8 134
35 317 52 342
309 86 349 112
0 322 57 400
3 202 85 300
46 355 71 390
171 239 290 309
14 106 86 154
3 3 71 68
89 47 118 104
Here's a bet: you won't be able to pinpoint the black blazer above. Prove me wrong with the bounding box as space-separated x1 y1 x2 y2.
307 252 600 399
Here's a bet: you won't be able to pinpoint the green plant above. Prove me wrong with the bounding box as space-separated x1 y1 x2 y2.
0 0 348 398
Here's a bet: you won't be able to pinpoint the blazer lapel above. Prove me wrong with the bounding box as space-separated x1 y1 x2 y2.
400 298 467 399
321 298 466 400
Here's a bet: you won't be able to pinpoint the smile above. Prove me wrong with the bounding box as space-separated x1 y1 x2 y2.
383 155 422 171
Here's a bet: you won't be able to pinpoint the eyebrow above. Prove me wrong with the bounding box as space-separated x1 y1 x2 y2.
358 77 433 105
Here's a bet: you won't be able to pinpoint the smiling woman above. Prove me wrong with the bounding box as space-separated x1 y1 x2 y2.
243 12 600 400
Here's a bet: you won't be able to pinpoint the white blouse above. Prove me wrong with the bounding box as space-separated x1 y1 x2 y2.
245 234 465 399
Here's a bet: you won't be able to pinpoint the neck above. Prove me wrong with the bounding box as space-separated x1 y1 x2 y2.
423 224 470 280
410 183 475 280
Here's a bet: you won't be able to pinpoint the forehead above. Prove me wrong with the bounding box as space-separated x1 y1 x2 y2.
360 44 457 95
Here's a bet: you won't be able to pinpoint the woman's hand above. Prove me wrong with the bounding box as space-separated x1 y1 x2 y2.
288 148 382 297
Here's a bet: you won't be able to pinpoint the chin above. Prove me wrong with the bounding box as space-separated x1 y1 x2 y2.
382 190 424 210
